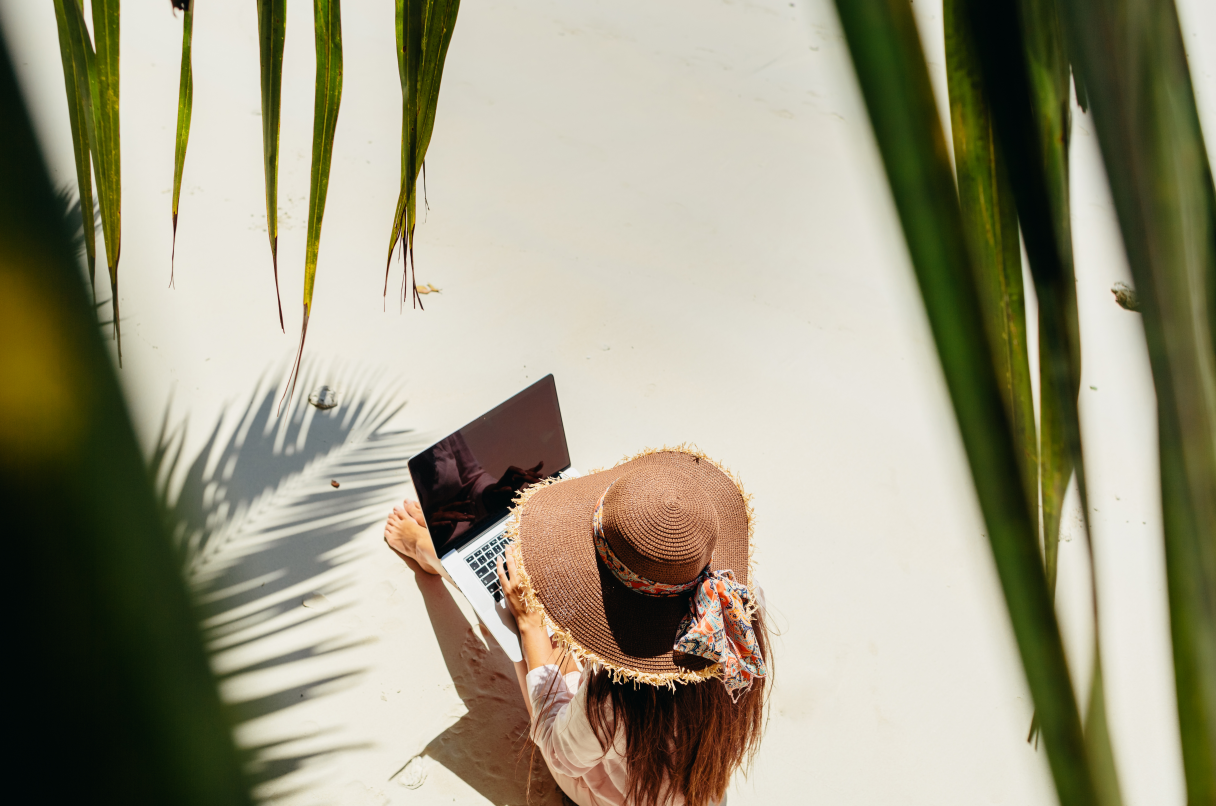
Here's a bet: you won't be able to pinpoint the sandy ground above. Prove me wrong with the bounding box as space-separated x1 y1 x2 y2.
4 0 1215 803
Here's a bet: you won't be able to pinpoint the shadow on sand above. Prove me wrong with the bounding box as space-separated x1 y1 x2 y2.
156 361 568 803
391 563 566 805
153 362 428 796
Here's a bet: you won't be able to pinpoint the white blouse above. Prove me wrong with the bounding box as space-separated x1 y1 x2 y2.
527 664 701 806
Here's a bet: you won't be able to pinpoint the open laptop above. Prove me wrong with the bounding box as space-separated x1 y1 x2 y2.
408 375 576 662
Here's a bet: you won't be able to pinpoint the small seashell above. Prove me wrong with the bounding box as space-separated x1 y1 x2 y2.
308 386 338 410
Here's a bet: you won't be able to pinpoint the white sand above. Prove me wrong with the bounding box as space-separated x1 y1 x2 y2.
4 0 1214 803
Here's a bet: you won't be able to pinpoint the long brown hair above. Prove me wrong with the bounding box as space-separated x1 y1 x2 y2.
582 607 771 806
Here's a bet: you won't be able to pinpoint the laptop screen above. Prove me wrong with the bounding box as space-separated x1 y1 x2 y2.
409 375 570 555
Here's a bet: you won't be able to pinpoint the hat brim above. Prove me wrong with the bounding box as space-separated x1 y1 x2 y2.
507 446 754 685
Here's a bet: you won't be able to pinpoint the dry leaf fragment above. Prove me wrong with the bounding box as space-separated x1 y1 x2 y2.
415 283 441 295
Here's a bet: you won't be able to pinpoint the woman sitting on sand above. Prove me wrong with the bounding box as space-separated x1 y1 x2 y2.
386 447 771 806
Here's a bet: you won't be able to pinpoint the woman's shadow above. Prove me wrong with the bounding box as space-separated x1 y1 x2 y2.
395 556 568 805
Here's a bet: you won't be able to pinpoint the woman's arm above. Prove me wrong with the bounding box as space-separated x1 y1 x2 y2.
504 547 550 721
498 550 581 720
497 551 558 671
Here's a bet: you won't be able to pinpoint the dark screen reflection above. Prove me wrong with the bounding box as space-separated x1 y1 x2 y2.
409 375 570 553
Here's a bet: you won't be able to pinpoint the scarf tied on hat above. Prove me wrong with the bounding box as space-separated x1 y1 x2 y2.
593 488 767 699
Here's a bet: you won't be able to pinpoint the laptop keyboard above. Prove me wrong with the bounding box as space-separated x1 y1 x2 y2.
466 532 511 602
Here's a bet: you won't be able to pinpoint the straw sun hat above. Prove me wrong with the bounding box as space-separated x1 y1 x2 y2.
505 446 766 694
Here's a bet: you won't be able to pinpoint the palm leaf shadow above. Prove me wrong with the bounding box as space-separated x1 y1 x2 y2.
154 360 430 794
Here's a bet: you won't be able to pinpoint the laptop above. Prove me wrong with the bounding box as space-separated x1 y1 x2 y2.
408 375 577 662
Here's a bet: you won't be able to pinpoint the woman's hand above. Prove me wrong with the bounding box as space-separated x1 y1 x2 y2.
497 549 544 633
498 549 574 675
384 500 445 576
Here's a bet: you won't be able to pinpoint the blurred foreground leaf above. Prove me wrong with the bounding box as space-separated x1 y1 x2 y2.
962 2 1124 798
1 26 252 804
830 2 1098 802
1015 0 1078 610
943 0 1037 519
1059 0 1216 799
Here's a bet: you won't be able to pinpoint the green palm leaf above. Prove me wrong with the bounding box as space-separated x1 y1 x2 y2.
961 4 1123 799
831 2 1098 804
281 0 343 413
386 0 423 306
1 30 253 802
171 0 195 286
90 0 122 363
51 0 98 299
385 0 460 307
256 0 287 331
416 0 459 173
943 0 1037 518
1058 0 1216 800
1016 0 1076 612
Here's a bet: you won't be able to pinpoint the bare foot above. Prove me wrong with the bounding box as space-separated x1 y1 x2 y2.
385 500 445 576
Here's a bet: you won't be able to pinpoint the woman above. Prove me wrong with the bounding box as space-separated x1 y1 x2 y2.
386 447 770 806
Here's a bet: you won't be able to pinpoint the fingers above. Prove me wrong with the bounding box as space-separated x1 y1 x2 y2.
504 549 520 585
496 556 510 594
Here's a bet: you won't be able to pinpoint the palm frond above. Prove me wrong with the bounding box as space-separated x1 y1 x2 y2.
280 0 343 414
171 0 194 286
89 0 122 362
51 0 98 298
385 0 460 307
831 2 1098 803
1058 0 1216 798
943 0 1037 518
256 0 287 331
1 30 251 800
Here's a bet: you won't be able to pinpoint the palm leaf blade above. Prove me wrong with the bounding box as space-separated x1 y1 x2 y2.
1015 0 1077 612
417 0 460 165
171 0 195 286
943 0 1037 518
257 0 287 331
967 2 1123 794
831 2 1098 803
52 0 97 296
89 0 121 362
0 30 253 801
385 0 459 305
1057 0 1216 799
281 0 343 413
